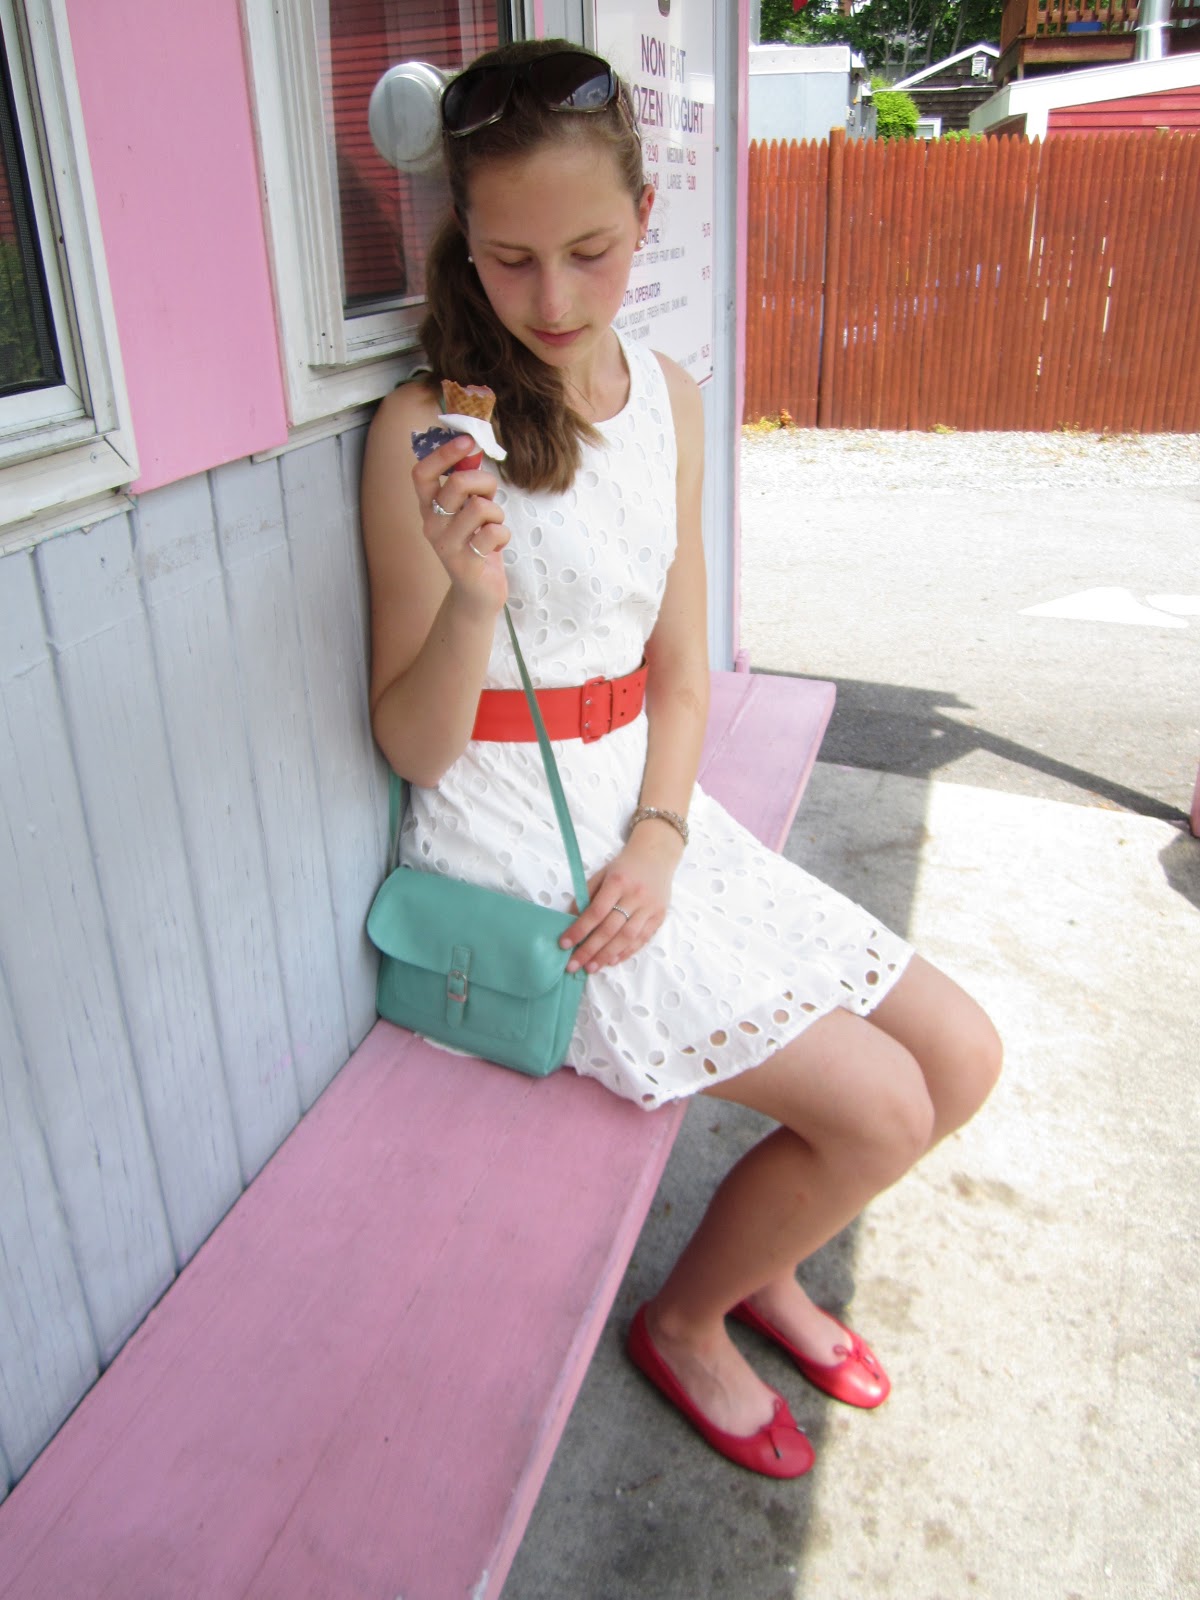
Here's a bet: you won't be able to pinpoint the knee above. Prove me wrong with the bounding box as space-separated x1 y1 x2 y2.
973 1013 1004 1104
937 1009 1003 1137
844 1048 936 1191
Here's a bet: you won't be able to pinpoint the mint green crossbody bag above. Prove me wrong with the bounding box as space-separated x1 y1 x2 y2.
366 608 589 1077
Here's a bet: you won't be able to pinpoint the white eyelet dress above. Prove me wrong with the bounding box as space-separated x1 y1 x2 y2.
401 334 913 1109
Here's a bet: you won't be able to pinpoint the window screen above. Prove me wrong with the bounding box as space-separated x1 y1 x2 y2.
0 29 62 398
319 0 503 316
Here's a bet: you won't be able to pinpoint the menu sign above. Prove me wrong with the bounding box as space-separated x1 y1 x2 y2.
595 0 715 384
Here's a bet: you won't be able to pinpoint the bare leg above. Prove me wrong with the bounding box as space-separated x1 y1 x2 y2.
734 957 1003 1384
867 954 1003 1146
642 958 1001 1437
644 1006 934 1435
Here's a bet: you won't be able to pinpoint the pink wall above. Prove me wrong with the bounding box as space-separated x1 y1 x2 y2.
731 10 749 668
66 0 288 492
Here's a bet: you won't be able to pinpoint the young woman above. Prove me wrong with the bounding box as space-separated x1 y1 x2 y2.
361 38 1001 1479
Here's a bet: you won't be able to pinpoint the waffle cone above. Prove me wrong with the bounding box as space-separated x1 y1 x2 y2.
441 380 496 423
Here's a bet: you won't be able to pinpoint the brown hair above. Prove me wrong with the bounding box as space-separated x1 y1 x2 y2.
418 39 644 494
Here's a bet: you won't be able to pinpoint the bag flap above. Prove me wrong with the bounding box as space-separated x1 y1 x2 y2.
367 867 575 999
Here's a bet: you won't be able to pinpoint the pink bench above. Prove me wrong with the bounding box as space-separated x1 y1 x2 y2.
0 669 835 1600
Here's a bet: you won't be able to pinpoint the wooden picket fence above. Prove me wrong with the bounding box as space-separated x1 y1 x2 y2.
745 128 1200 432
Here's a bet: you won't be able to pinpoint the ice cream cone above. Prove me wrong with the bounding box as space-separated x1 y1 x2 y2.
441 380 496 423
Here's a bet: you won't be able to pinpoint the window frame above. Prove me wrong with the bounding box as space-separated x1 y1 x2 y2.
242 0 516 429
0 0 137 539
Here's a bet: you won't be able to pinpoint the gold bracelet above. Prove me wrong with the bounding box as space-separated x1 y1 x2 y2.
630 805 689 847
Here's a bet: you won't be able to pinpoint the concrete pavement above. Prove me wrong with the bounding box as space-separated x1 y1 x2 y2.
505 439 1200 1599
739 472 1198 822
505 765 1200 1600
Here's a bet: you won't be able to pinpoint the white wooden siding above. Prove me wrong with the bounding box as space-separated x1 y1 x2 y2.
37 515 243 1258
281 434 385 1045
0 970 97 1487
137 474 303 1179
0 430 387 1496
211 456 351 1112
0 551 176 1377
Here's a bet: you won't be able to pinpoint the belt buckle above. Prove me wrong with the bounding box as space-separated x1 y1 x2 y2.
580 676 613 743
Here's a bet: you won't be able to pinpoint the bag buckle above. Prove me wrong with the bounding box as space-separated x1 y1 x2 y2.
446 945 472 1027
581 676 613 743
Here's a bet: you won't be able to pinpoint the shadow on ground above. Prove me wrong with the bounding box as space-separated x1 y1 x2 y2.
505 675 1200 1600
505 1098 876 1600
776 672 1192 828
505 732 939 1600
1160 827 1200 912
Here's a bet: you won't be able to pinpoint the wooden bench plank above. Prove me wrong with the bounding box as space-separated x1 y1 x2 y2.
0 671 835 1600
701 670 836 841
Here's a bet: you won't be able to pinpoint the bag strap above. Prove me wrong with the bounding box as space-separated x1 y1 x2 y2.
386 603 590 912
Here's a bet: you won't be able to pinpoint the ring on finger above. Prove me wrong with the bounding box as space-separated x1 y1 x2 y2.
431 495 454 518
468 541 486 560
612 904 631 922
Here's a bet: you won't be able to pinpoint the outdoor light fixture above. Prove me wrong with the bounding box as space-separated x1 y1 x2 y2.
368 60 448 173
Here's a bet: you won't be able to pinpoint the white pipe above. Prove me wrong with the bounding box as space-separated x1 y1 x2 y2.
1136 0 1171 61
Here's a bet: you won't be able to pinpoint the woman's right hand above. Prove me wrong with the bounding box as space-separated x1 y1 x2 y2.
412 433 510 615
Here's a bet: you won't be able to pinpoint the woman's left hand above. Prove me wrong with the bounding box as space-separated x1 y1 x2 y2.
561 827 683 974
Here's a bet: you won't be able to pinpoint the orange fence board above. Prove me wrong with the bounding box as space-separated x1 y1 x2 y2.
745 129 1200 433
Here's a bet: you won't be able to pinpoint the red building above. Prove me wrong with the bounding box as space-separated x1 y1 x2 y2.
970 49 1200 133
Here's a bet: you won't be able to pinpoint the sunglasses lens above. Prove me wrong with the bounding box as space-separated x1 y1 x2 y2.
443 65 514 134
443 53 619 136
528 54 616 112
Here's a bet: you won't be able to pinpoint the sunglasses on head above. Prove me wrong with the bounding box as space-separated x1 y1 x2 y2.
441 50 622 139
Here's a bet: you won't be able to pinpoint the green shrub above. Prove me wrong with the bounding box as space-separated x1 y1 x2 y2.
941 128 985 142
872 88 919 142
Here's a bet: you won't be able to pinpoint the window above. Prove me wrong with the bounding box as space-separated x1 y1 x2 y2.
1 41 62 401
0 0 136 541
245 0 507 429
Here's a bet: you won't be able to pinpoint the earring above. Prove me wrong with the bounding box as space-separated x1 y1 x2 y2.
467 254 474 263
637 236 646 248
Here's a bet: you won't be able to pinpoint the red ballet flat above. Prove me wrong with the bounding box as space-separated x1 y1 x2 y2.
730 1299 891 1410
626 1305 815 1479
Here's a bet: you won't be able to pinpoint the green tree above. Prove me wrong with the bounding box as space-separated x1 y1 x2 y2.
758 0 1003 78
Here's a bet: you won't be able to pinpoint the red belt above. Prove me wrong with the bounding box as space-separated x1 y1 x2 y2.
471 662 648 743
